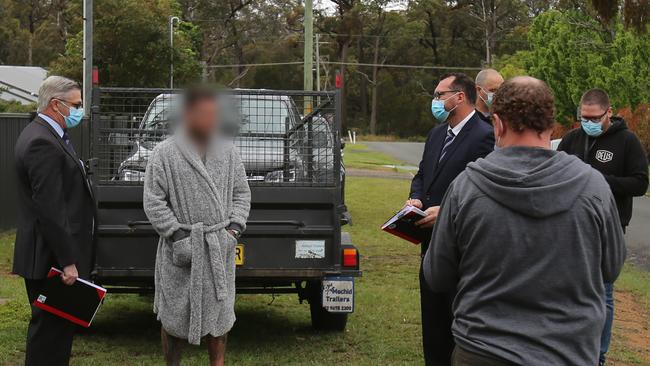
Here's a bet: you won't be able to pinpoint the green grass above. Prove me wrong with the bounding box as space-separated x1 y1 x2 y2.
0 177 424 365
2 177 649 365
616 264 650 313
354 135 427 143
343 143 405 171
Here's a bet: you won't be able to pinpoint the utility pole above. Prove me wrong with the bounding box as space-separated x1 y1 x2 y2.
169 16 180 89
315 33 320 92
83 0 93 117
303 0 313 114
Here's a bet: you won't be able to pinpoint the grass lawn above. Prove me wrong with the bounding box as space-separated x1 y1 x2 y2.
343 143 405 171
1 176 649 365
0 177 424 365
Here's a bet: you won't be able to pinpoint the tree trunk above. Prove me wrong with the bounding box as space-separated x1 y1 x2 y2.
339 41 350 131
358 38 368 120
481 0 491 66
28 33 34 66
426 11 439 64
369 37 380 135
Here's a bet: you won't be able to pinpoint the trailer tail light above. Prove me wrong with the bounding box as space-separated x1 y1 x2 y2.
342 248 358 268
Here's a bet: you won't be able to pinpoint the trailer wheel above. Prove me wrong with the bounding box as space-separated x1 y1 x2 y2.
306 281 348 331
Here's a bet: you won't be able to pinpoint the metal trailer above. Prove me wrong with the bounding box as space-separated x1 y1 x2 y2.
87 87 360 330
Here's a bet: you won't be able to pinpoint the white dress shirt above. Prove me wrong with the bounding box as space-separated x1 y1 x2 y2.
39 113 64 138
448 109 475 137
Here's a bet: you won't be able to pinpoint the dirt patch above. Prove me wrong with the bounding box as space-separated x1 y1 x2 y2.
611 290 650 365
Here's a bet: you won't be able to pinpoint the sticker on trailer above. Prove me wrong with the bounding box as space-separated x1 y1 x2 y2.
295 240 325 259
322 276 354 313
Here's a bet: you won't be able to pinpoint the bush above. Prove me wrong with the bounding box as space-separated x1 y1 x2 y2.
0 99 35 113
618 104 650 156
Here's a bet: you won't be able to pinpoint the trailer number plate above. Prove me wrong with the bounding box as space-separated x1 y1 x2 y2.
322 276 354 313
235 245 244 266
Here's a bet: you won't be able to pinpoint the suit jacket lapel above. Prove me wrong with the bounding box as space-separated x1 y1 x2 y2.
427 114 478 191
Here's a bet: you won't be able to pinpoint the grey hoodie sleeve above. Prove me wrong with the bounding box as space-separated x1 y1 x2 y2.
423 187 460 293
143 148 182 239
601 193 626 283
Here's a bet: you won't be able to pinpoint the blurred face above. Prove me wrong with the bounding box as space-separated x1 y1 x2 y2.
184 98 219 140
580 103 612 130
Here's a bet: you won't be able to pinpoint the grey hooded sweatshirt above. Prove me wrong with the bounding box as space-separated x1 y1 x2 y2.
423 146 626 366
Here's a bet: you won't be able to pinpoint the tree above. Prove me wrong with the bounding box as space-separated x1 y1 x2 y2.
13 0 51 65
590 0 650 32
321 0 364 130
459 0 527 66
0 0 30 64
524 10 650 122
49 0 201 87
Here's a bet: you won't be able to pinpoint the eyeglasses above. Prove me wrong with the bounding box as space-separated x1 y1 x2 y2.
54 98 83 109
433 90 460 100
580 110 608 122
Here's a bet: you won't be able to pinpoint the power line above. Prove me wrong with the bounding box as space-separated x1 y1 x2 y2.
207 61 304 68
324 61 483 70
206 61 482 70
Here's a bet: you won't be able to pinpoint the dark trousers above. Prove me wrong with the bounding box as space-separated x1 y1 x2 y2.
420 263 454 366
24 279 76 366
452 346 516 366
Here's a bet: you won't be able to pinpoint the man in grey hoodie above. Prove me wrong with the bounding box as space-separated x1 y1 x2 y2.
423 76 626 366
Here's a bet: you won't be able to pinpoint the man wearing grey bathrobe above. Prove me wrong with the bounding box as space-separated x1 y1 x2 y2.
143 87 251 366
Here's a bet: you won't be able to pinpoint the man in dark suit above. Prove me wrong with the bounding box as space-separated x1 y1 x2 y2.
406 73 494 365
13 75 95 366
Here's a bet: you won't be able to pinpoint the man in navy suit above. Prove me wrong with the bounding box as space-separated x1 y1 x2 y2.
407 73 494 365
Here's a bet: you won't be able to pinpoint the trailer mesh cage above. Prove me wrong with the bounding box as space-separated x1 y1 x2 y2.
91 87 340 187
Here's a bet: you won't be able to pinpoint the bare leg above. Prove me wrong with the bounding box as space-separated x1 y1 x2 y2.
206 334 227 366
161 326 184 366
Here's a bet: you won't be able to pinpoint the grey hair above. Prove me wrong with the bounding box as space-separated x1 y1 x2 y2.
37 76 80 113
475 68 503 88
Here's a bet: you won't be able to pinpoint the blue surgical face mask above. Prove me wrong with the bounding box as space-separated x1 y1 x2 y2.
581 119 603 137
479 87 494 108
56 99 84 129
431 93 459 122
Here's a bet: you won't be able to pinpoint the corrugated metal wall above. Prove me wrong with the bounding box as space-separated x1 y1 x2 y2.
0 113 84 230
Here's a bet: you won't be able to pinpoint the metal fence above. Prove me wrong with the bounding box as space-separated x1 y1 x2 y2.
91 88 341 187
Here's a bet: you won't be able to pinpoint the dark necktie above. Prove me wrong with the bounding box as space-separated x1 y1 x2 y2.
62 131 77 157
439 129 456 162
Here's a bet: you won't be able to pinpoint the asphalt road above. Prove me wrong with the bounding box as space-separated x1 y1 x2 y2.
365 141 650 270
626 197 650 271
364 141 424 166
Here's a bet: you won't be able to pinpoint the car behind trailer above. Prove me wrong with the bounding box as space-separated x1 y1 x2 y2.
87 87 361 330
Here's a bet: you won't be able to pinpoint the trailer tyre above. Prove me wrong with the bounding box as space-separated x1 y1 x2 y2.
307 281 348 331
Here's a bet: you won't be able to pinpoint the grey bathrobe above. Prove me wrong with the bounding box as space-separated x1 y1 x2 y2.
143 132 251 345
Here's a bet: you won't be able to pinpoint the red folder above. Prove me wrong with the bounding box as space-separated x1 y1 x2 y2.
381 205 428 244
33 267 107 327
